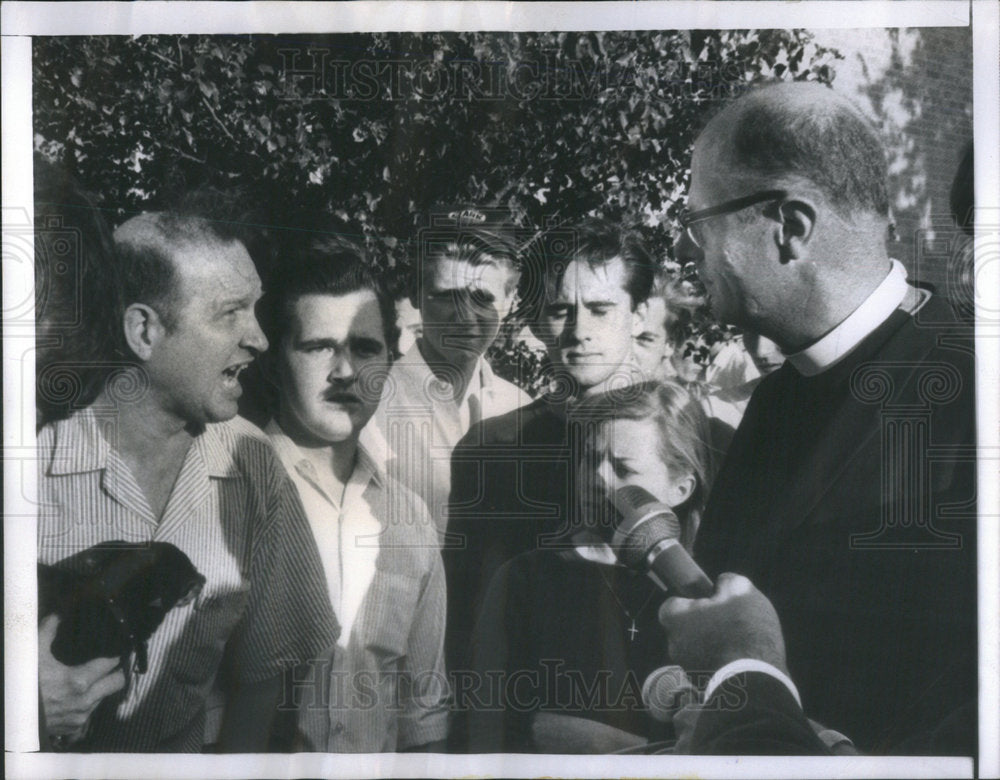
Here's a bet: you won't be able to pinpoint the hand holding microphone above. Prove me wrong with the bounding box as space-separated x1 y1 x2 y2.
606 485 785 672
657 572 788 676
605 486 788 713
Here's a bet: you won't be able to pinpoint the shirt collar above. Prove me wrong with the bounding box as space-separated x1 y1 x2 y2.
784 259 910 377
264 418 384 492
460 356 495 410
403 340 495 400
46 406 240 478
196 420 245 478
46 406 109 475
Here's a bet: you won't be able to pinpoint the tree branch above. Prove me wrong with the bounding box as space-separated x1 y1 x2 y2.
147 49 180 69
162 142 207 165
201 96 237 143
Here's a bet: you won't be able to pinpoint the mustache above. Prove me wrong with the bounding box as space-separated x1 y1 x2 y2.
320 365 389 403
322 385 364 403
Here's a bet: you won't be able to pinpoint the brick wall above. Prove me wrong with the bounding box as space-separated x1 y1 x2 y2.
813 27 974 297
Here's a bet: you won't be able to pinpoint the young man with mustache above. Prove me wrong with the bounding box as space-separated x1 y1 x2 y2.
260 235 449 752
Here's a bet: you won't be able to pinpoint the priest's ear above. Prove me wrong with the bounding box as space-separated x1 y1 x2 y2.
773 197 817 264
123 303 167 361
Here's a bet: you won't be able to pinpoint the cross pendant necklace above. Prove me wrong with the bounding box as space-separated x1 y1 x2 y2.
597 567 656 643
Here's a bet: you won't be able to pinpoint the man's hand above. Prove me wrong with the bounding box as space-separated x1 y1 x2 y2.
658 572 787 675
38 614 126 747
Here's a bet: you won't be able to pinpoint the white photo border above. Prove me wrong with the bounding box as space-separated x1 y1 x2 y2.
3 2 997 778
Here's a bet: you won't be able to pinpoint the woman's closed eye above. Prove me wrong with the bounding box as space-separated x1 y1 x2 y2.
611 456 637 478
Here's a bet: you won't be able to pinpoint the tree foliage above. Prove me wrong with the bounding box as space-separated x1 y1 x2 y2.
33 30 842 389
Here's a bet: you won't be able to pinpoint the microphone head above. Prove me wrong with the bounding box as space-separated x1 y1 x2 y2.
609 485 682 569
642 665 698 723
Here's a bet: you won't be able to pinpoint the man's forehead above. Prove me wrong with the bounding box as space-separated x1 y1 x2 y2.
175 239 260 294
641 297 669 329
291 290 384 337
549 256 630 299
426 255 509 288
688 133 732 206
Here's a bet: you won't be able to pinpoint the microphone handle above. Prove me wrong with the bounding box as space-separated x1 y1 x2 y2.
644 538 715 598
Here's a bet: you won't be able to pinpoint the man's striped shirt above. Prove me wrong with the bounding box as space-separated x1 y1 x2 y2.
37 408 339 752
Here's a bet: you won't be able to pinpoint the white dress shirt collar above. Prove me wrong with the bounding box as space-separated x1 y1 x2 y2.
785 259 910 377
265 418 384 499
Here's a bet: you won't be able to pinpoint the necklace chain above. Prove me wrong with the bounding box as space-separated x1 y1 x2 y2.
596 566 657 642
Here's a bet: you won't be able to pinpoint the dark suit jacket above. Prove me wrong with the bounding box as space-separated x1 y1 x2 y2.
689 672 831 755
444 398 578 677
694 295 977 755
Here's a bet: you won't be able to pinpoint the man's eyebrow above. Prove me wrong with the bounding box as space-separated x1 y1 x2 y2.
350 335 385 350
219 292 260 307
294 336 339 348
583 299 619 307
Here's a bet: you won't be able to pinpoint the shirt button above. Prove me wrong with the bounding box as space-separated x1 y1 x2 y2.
333 721 345 735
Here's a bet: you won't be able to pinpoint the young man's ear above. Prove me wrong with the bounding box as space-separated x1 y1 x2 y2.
123 304 166 361
775 198 817 264
501 283 520 321
630 300 649 337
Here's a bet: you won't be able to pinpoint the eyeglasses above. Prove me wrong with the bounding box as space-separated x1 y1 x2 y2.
678 189 788 249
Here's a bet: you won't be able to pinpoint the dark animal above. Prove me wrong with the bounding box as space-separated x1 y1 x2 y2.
39 541 206 673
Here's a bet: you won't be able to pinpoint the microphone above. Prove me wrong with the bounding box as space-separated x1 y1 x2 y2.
609 485 714 598
641 665 698 723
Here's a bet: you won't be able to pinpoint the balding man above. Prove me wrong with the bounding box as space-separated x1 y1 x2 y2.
659 83 976 754
37 212 337 752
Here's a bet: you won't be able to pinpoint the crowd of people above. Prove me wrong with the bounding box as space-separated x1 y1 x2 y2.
35 81 976 756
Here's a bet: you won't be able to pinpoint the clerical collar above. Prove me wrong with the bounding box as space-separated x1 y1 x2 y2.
785 259 910 377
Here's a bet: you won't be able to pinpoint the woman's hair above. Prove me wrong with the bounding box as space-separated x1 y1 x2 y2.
575 380 719 551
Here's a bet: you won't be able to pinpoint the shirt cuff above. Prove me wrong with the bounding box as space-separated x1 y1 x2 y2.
398 706 450 750
703 659 802 709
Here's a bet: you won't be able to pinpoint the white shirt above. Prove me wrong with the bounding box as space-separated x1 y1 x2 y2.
366 343 530 534
265 420 382 643
264 420 450 751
